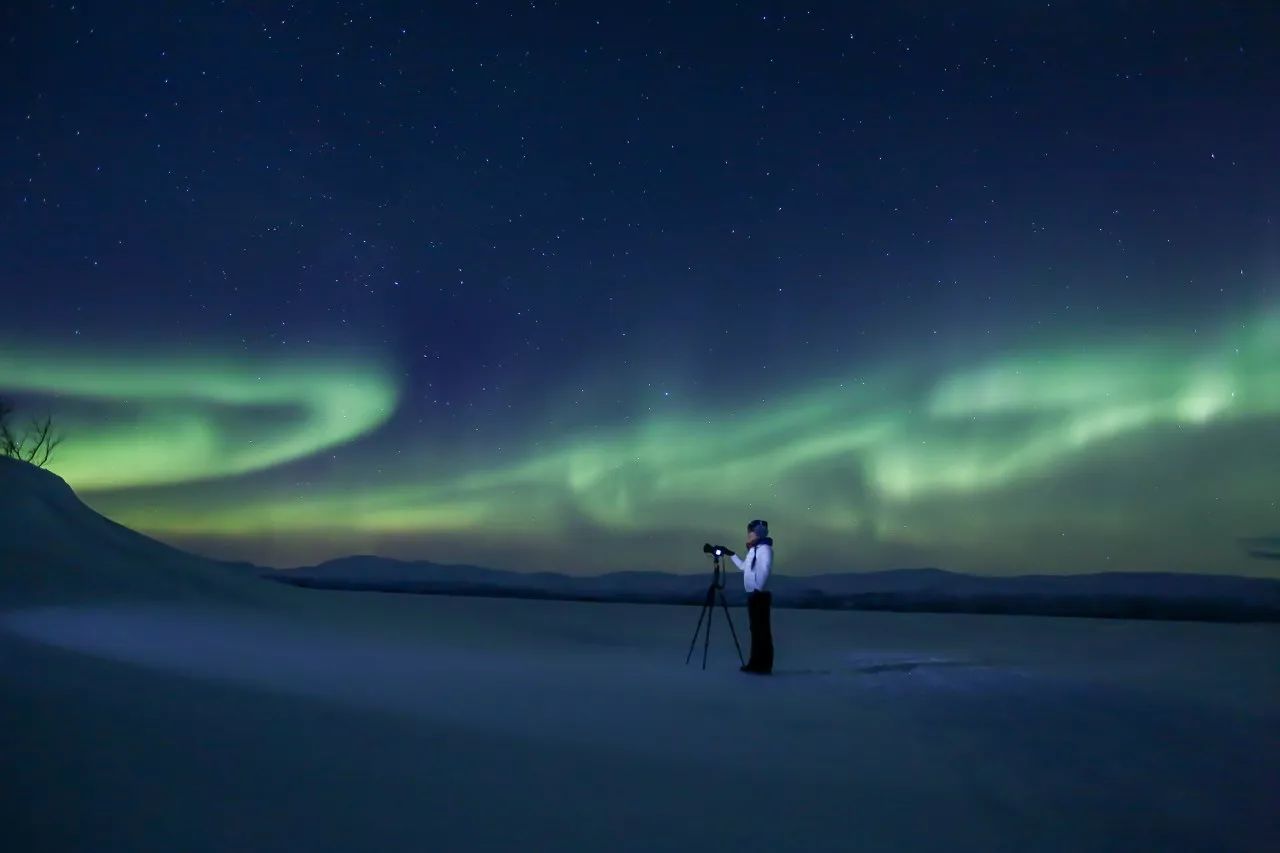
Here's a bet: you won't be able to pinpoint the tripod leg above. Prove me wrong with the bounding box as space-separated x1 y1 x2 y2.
702 589 713 670
685 594 711 665
717 590 745 666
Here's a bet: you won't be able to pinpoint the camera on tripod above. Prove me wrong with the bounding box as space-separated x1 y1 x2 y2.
687 542 745 669
702 542 735 558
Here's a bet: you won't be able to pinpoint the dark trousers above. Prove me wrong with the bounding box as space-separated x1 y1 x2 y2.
746 591 774 673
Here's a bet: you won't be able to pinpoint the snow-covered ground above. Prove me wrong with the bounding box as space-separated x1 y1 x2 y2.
1 459 1276 851
2 590 1277 852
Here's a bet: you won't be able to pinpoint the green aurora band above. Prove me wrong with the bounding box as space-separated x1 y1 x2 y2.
0 347 398 490
2 305 1277 574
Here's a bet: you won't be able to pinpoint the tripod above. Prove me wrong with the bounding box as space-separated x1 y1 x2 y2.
685 551 745 670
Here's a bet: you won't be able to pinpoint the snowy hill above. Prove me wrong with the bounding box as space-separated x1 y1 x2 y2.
0 457 259 604
275 553 1280 622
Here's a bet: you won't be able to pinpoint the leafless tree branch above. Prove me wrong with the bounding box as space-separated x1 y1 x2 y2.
0 398 65 469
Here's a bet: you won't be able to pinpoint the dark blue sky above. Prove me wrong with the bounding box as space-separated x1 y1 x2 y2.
1 2 1277 573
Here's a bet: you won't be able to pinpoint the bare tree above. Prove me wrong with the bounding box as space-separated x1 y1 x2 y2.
0 397 64 469
0 397 16 458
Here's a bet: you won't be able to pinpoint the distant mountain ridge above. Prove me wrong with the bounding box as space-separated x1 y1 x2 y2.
273 554 1280 622
2 456 1276 621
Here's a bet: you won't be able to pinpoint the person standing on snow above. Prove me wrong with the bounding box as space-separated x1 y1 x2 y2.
730 519 773 674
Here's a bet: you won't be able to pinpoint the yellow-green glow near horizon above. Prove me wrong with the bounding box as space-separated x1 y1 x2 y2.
6 304 1272 575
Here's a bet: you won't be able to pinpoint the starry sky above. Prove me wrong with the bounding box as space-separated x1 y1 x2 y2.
1 1 1277 576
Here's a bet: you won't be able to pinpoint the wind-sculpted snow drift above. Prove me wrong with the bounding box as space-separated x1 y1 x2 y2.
0 457 266 605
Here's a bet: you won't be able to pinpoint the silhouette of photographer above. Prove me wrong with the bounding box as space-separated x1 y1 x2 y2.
725 519 773 674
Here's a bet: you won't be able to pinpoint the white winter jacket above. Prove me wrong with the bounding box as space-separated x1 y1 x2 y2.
731 542 772 593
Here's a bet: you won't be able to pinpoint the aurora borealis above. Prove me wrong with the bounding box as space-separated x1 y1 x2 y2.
0 346 398 490
2 3 1277 575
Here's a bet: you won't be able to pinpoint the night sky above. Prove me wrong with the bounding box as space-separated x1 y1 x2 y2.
1 2 1277 575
